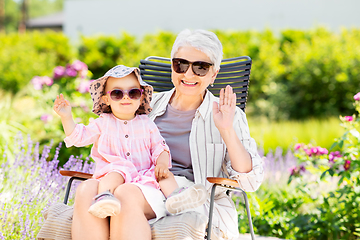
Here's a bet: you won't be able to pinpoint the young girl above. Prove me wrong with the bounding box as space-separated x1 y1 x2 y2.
53 65 207 218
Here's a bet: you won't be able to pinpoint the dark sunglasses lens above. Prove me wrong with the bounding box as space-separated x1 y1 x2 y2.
173 59 189 73
110 89 124 100
128 89 142 100
192 62 211 76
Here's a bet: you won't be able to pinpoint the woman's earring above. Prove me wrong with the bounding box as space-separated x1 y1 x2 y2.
210 83 214 87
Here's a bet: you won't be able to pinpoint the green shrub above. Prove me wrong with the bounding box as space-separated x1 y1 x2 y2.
0 31 75 93
2 28 360 119
138 31 176 60
277 28 360 119
78 33 140 78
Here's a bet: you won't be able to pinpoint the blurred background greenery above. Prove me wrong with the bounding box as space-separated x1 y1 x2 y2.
1 1 360 239
2 28 358 165
1 2 359 161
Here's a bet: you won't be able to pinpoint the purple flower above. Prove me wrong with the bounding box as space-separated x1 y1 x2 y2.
40 114 53 123
329 151 342 161
344 116 354 122
71 60 88 72
65 64 77 77
53 66 66 79
77 80 93 93
1 134 95 238
354 92 360 101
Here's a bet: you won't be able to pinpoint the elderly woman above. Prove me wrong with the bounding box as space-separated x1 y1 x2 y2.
70 29 263 240
150 29 263 239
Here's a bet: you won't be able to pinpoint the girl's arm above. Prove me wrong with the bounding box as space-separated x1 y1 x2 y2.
53 93 76 136
154 151 170 181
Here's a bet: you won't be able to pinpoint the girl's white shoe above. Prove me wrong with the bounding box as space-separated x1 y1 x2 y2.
88 190 121 218
165 184 207 214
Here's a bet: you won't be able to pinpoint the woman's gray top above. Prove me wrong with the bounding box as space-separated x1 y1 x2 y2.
154 103 196 181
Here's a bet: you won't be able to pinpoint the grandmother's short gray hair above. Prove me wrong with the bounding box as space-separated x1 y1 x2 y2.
171 29 223 71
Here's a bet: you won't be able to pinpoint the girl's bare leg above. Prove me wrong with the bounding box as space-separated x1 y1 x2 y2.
158 172 178 197
72 179 109 240
98 172 125 194
110 183 156 240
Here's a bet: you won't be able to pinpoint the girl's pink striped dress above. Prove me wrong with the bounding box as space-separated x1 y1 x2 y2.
64 113 171 189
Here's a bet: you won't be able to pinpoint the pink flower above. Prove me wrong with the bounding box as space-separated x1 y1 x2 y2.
79 69 88 78
289 165 306 176
40 114 53 123
42 76 53 86
311 146 328 155
329 151 342 162
354 92 360 101
289 166 297 175
311 147 318 155
77 80 93 93
344 116 354 122
53 66 66 79
71 60 88 72
318 147 328 155
65 64 77 77
294 143 303 150
31 76 54 89
305 148 312 157
344 160 351 170
31 76 43 90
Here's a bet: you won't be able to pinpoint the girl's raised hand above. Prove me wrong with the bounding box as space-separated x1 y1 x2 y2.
53 94 72 118
212 85 236 132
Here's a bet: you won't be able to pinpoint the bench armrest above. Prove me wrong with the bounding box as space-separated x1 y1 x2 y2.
206 177 240 188
59 170 93 179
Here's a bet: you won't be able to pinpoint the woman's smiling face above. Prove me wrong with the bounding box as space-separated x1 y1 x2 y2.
171 46 218 98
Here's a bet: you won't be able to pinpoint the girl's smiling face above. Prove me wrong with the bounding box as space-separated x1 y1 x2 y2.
102 74 143 120
171 46 218 99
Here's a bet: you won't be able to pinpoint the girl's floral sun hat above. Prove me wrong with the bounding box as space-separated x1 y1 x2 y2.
89 65 153 116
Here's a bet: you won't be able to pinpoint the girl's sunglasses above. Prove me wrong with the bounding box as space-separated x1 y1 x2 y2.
106 88 144 101
172 58 213 77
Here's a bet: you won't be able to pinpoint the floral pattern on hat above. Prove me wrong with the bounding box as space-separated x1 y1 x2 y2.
89 65 153 116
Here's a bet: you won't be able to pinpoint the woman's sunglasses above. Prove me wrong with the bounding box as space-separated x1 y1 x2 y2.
172 58 213 77
106 88 144 101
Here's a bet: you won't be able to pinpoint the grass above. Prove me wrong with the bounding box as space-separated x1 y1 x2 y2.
248 116 343 154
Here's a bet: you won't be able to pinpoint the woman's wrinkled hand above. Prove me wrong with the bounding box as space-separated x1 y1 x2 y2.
212 85 236 132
